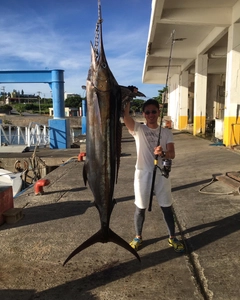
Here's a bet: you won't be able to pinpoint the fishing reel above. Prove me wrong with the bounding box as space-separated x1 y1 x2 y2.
161 159 172 178
158 151 172 178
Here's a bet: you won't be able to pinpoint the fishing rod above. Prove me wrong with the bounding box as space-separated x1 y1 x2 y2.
148 30 183 212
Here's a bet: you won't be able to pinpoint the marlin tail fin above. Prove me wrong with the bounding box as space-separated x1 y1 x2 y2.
63 228 140 266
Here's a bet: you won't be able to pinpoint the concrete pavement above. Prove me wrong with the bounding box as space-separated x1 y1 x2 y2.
0 127 240 300
171 131 240 300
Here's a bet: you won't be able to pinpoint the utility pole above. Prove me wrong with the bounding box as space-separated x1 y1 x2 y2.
1 86 5 104
37 91 41 114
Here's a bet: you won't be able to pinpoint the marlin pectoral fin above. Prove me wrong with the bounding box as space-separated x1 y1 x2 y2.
93 92 102 134
116 119 122 184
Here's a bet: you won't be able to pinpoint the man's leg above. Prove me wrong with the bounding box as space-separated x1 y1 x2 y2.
129 206 145 250
161 205 175 236
134 206 146 237
161 206 185 253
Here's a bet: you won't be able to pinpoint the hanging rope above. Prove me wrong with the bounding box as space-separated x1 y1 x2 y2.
94 0 103 58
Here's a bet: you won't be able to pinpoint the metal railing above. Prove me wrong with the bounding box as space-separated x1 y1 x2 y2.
0 122 49 147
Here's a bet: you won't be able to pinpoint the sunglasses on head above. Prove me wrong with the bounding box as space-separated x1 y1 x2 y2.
144 110 157 115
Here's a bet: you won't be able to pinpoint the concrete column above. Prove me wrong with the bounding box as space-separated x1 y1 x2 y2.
179 71 189 130
168 74 180 129
207 74 225 120
193 54 208 135
224 24 240 147
188 74 194 124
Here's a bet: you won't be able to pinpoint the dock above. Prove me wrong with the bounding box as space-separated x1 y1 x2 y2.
0 127 240 300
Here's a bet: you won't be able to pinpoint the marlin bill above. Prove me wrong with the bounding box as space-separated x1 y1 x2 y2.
63 6 140 265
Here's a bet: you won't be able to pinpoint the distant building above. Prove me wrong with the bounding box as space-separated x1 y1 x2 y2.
49 107 80 117
6 95 39 104
64 92 80 100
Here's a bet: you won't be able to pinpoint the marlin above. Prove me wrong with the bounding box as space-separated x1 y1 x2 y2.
63 5 140 265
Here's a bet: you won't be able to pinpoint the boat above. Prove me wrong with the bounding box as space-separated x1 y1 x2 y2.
0 169 23 197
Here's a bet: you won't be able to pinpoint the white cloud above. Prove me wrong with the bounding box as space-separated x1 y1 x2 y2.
0 1 160 98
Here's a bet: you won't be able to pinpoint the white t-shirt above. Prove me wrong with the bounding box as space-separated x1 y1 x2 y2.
130 122 174 172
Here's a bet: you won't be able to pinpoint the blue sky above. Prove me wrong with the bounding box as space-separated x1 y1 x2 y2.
0 0 162 99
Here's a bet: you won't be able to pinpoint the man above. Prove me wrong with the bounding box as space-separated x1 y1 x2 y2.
123 99 184 253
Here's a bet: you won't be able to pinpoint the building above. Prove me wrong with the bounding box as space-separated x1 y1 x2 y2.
6 95 39 104
49 107 80 117
64 92 80 100
143 0 240 147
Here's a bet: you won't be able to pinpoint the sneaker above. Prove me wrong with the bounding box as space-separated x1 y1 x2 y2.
168 237 185 253
129 237 142 251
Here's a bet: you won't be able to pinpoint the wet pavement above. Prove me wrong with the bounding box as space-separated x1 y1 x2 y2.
0 127 240 300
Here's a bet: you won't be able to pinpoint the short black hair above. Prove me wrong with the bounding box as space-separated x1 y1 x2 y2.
142 99 160 112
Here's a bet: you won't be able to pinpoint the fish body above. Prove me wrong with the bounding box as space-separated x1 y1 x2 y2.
63 15 140 265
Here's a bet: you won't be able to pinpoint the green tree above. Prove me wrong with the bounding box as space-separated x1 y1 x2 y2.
152 87 168 115
131 99 145 113
13 103 26 115
41 103 53 114
25 103 37 111
154 87 168 104
0 104 12 114
65 96 82 108
43 98 53 105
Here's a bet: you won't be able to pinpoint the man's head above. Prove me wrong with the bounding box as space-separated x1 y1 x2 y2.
142 99 160 112
142 99 160 128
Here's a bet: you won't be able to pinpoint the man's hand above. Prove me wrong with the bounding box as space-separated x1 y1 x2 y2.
154 145 165 157
154 143 175 160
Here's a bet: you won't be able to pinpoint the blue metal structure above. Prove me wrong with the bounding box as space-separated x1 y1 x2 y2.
81 99 86 135
0 69 70 149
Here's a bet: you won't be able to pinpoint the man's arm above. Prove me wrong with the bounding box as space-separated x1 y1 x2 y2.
123 101 135 132
166 142 175 159
154 143 175 160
